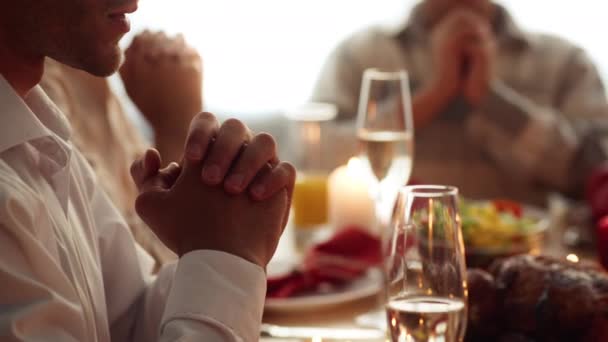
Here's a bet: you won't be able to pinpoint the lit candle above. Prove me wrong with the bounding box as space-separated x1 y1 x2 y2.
328 157 376 233
566 254 580 263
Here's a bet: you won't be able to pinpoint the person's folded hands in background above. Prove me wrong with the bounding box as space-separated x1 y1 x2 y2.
121 30 203 164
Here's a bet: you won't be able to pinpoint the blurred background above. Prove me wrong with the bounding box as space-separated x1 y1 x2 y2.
114 0 608 117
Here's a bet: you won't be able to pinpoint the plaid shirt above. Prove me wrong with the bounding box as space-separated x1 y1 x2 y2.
312 3 608 205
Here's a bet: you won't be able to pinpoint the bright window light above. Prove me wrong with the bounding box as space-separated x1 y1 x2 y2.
118 0 608 118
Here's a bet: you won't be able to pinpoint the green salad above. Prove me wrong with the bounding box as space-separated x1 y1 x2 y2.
459 198 538 250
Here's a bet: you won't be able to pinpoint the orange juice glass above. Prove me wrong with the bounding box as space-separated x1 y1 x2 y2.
292 173 328 228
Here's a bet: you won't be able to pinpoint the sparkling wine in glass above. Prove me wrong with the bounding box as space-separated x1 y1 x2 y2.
356 69 414 226
384 185 468 342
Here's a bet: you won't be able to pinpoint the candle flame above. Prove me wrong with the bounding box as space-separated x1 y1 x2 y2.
347 157 365 178
347 157 361 170
566 254 579 263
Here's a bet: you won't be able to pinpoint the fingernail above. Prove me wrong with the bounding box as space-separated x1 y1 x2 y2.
226 174 244 191
252 184 266 198
186 143 203 160
202 165 221 183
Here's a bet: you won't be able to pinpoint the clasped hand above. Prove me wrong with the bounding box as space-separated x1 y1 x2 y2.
428 9 497 107
130 112 296 268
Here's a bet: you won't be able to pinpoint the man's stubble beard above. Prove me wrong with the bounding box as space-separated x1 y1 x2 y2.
63 46 123 77
46 28 124 77
33 3 124 78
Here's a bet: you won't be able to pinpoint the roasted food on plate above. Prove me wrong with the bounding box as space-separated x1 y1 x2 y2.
466 255 608 342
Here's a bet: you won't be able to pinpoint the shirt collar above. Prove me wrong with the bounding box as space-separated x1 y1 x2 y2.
396 2 529 49
0 74 72 154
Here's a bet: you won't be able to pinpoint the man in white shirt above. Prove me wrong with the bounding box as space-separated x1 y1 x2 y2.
0 1 296 341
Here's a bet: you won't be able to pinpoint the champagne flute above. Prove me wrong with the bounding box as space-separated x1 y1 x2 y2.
356 68 414 229
384 185 468 342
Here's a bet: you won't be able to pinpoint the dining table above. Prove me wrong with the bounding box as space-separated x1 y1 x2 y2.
259 195 599 342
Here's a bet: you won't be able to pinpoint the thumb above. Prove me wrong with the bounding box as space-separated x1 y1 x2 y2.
134 162 181 229
134 187 166 225
130 149 162 191
140 162 182 194
134 188 172 250
134 163 182 253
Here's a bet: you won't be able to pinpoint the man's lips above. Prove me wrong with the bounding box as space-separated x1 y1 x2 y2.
107 2 137 33
108 2 138 17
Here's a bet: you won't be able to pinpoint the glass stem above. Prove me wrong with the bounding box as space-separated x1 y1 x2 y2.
374 182 385 235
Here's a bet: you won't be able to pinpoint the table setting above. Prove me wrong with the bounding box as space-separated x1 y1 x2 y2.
260 68 608 342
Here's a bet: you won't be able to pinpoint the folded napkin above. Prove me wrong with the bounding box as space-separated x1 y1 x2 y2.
586 163 608 221
596 217 608 269
267 226 382 298
586 164 608 269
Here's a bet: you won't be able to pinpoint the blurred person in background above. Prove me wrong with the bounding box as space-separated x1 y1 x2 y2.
41 31 203 265
313 0 608 206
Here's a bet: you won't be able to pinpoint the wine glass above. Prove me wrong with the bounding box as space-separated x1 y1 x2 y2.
384 185 468 342
356 68 414 229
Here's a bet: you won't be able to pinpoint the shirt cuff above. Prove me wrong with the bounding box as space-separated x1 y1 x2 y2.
161 250 266 342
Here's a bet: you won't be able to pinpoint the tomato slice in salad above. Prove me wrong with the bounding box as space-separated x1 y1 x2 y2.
492 199 523 218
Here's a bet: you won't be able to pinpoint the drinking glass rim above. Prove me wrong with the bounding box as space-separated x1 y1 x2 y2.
363 68 409 81
399 185 459 198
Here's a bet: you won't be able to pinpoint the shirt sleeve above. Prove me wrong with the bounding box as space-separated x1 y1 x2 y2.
0 156 266 342
465 49 608 195
0 172 88 341
159 251 267 342
91 176 267 342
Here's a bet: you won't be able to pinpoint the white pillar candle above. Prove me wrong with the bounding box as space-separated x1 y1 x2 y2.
328 157 376 233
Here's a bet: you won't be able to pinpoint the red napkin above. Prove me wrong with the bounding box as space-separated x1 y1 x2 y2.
597 216 608 270
407 178 422 186
586 163 608 221
585 164 608 269
267 226 382 298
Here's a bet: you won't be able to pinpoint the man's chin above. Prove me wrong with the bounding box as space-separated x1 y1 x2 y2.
84 49 122 77
85 62 119 77
63 47 122 77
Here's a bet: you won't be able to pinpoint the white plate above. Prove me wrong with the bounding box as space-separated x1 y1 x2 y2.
265 266 382 312
522 204 551 227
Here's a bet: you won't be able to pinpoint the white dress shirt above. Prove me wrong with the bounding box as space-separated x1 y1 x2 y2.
0 75 266 342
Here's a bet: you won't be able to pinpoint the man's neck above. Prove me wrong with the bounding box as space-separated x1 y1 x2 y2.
0 35 44 98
